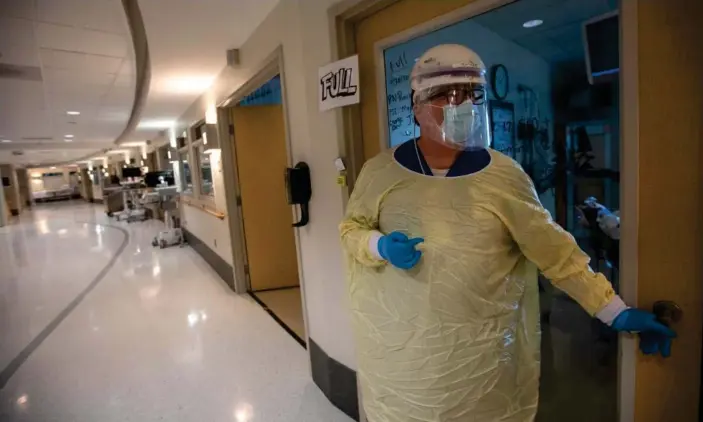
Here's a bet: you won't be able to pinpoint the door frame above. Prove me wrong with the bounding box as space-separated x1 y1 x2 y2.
618 2 639 420
332 0 641 420
215 46 311 344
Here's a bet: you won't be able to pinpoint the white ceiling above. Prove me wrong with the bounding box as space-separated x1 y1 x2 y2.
5 0 603 167
472 0 617 64
131 0 281 143
0 0 282 168
0 0 136 166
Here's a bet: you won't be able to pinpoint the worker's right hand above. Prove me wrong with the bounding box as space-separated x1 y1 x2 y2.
378 232 424 270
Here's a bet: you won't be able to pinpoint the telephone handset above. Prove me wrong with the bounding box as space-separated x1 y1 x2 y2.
285 162 312 227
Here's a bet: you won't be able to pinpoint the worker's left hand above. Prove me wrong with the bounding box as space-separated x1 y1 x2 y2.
611 308 677 357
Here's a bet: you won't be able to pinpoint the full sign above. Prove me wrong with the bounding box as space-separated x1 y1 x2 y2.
318 55 360 112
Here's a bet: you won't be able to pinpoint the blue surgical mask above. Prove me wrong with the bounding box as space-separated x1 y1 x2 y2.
442 102 475 146
441 102 488 150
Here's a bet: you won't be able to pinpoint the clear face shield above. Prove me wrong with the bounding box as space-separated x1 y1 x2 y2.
412 79 491 151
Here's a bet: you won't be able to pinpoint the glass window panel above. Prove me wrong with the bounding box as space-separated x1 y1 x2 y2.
181 151 192 194
198 144 213 196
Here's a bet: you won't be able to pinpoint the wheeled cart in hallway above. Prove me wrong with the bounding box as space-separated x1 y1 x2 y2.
103 187 124 217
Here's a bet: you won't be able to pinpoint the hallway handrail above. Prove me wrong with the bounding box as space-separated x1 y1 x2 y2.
179 197 226 220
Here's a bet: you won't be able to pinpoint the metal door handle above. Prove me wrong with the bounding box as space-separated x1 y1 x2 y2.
652 300 683 327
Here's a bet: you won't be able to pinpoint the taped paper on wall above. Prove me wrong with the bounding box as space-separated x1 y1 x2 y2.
319 55 360 111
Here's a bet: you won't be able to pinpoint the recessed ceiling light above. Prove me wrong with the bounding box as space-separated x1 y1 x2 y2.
523 19 544 28
64 138 73 142
65 134 74 138
66 111 80 116
1 139 11 143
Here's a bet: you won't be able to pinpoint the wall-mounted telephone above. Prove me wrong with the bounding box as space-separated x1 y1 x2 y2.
285 162 312 227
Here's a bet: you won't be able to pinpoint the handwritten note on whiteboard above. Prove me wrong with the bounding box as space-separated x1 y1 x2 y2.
489 101 515 157
382 27 482 147
384 48 421 147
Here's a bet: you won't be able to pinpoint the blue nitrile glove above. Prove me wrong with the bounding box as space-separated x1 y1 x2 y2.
378 231 424 270
611 309 677 357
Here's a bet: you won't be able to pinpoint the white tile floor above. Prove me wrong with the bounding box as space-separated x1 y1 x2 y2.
0 202 352 422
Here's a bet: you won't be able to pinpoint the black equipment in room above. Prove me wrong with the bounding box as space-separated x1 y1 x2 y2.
144 170 175 187
122 167 143 178
285 162 312 228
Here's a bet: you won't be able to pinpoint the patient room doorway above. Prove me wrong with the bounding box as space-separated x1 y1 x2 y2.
228 73 306 346
339 0 702 420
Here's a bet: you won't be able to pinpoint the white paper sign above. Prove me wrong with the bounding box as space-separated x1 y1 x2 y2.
318 55 360 112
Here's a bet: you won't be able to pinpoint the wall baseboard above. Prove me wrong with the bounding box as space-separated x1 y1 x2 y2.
183 228 235 291
309 338 359 421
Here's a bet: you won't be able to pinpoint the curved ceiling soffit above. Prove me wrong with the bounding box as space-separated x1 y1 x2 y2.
38 0 151 168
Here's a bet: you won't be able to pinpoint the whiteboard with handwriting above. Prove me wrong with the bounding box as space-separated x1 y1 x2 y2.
382 18 548 148
382 17 555 213
383 45 422 147
383 23 500 147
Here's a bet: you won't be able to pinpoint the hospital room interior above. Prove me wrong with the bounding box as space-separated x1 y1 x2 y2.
1 0 700 421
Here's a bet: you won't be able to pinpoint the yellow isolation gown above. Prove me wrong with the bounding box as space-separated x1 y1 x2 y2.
340 148 615 422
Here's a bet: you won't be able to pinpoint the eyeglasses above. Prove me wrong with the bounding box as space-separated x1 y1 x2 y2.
421 85 486 106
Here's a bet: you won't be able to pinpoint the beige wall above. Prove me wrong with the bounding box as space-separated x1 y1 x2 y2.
79 168 93 200
180 150 233 266
0 178 7 226
16 168 30 207
150 0 357 369
1 164 21 213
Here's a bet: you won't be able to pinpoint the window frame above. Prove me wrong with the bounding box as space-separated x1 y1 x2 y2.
192 122 215 202
175 120 216 209
177 140 194 195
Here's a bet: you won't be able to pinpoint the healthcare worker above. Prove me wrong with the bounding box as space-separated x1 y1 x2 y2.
340 44 675 422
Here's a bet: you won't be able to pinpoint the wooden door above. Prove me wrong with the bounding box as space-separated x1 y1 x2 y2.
231 105 299 291
624 0 703 420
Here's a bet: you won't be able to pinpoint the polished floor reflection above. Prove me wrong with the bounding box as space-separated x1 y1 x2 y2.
0 202 351 422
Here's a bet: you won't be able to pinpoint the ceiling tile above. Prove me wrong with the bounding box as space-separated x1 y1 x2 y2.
0 81 47 121
43 67 116 87
0 18 41 67
84 0 129 34
37 0 127 35
101 86 135 106
113 71 135 88
97 105 131 123
0 113 53 139
40 49 124 73
46 90 104 107
0 0 36 20
471 0 616 64
35 22 128 58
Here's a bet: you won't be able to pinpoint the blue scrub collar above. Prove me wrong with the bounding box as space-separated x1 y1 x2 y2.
393 139 491 177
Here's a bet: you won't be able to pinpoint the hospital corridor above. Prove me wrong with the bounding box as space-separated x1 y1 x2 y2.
1 0 702 421
0 202 350 421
